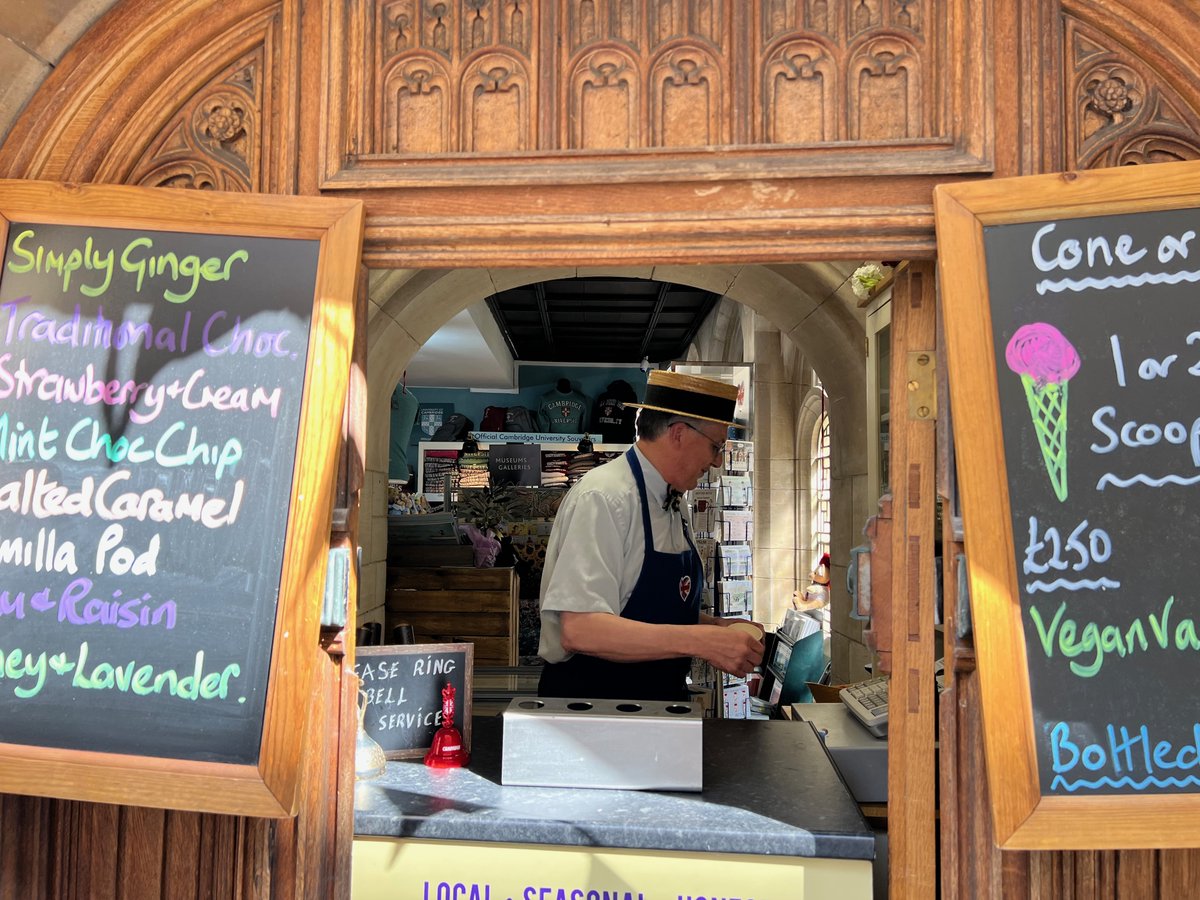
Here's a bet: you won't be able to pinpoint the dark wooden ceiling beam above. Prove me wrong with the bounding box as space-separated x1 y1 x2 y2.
677 292 722 354
637 282 672 361
485 294 521 360
534 282 556 356
487 277 721 362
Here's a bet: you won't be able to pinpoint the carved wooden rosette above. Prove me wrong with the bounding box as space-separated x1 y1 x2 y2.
127 55 261 191
83 4 287 193
1065 14 1200 169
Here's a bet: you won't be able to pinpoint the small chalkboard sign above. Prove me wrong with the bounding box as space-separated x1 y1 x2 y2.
0 179 362 818
355 643 473 759
936 159 1200 850
488 443 541 487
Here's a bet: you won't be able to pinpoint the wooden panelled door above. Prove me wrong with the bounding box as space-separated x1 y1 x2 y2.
4 1 1200 898
880 262 941 900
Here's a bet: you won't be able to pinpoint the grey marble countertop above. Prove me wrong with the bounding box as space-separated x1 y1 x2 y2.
354 716 875 861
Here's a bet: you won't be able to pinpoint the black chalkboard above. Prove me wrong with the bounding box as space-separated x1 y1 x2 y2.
0 221 318 765
355 643 473 759
488 443 541 487
934 161 1200 848
985 208 1200 797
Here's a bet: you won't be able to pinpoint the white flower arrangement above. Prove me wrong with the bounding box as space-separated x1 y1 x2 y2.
851 263 888 301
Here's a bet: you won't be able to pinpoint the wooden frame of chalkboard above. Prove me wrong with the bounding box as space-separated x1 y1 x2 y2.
0 179 363 817
354 644 474 760
935 160 1200 849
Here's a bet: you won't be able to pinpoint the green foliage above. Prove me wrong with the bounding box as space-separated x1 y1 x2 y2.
456 484 518 534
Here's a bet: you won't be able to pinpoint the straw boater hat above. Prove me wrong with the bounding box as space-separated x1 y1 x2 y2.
627 370 741 428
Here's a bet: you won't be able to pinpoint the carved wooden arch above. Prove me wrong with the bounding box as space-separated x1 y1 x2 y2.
1062 3 1200 167
381 54 454 155
565 46 642 150
4 3 1200 900
112 35 268 191
761 36 839 145
647 40 728 147
5 1 1200 248
849 34 924 141
459 49 535 152
0 0 299 192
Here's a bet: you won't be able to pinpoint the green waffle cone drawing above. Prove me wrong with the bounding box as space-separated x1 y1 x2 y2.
1005 323 1081 503
1019 373 1069 502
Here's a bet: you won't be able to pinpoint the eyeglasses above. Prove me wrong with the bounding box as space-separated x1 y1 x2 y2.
676 420 726 462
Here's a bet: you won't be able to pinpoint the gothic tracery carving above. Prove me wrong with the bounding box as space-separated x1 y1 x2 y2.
461 52 533 151
128 56 260 192
764 39 838 144
383 55 453 153
567 47 640 149
650 45 725 146
369 1 936 155
1067 16 1200 168
849 36 922 140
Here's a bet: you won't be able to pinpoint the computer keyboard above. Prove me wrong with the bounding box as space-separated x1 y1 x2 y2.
840 675 889 738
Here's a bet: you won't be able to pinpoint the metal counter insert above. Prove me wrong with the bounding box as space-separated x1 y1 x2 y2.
501 697 703 791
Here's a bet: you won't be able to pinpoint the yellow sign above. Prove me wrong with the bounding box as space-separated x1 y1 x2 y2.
352 837 872 900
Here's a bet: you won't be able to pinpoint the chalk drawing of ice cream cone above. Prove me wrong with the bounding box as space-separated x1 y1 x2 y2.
1005 323 1081 502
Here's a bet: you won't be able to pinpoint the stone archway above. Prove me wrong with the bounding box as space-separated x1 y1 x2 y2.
362 261 870 675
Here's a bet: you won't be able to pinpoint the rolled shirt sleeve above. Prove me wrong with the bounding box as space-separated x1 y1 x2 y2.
537 447 691 664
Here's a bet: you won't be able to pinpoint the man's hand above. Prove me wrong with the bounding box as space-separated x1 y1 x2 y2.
694 624 763 678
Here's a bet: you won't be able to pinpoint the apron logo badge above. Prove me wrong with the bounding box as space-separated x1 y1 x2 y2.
679 575 691 601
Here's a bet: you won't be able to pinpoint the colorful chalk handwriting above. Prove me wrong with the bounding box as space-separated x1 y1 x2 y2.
0 223 317 763
993 212 1200 797
7 228 250 303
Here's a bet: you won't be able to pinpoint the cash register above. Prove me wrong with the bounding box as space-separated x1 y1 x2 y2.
840 676 889 738
795 660 944 805
793 699 888 806
762 609 827 706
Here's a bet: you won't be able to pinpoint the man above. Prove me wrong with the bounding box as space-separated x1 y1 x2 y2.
537 370 764 701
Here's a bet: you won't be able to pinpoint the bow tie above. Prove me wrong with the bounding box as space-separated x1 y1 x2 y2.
663 488 683 512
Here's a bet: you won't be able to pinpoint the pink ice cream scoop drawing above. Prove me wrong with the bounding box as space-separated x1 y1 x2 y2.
1005 323 1081 502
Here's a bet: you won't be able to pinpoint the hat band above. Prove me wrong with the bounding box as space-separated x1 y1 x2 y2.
643 383 736 423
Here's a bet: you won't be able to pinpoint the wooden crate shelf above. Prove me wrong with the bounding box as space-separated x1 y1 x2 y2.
385 566 519 666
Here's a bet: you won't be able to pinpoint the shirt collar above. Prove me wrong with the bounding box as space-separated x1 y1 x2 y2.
633 445 674 508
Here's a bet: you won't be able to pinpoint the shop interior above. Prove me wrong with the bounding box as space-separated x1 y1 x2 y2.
361 263 898 721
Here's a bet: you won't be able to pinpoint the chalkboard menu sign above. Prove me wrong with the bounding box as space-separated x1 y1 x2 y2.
0 179 363 817
936 160 1200 849
355 644 473 759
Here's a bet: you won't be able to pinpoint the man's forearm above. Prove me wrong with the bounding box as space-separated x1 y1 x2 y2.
559 611 692 662
559 611 764 677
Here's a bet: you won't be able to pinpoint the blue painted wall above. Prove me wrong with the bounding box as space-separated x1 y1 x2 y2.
391 364 646 482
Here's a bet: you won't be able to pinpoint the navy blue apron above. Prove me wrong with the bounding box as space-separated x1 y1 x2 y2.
539 449 704 701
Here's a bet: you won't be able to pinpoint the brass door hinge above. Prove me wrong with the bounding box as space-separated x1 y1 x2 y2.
906 351 937 420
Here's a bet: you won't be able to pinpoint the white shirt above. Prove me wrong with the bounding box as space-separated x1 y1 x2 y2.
537 445 693 664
